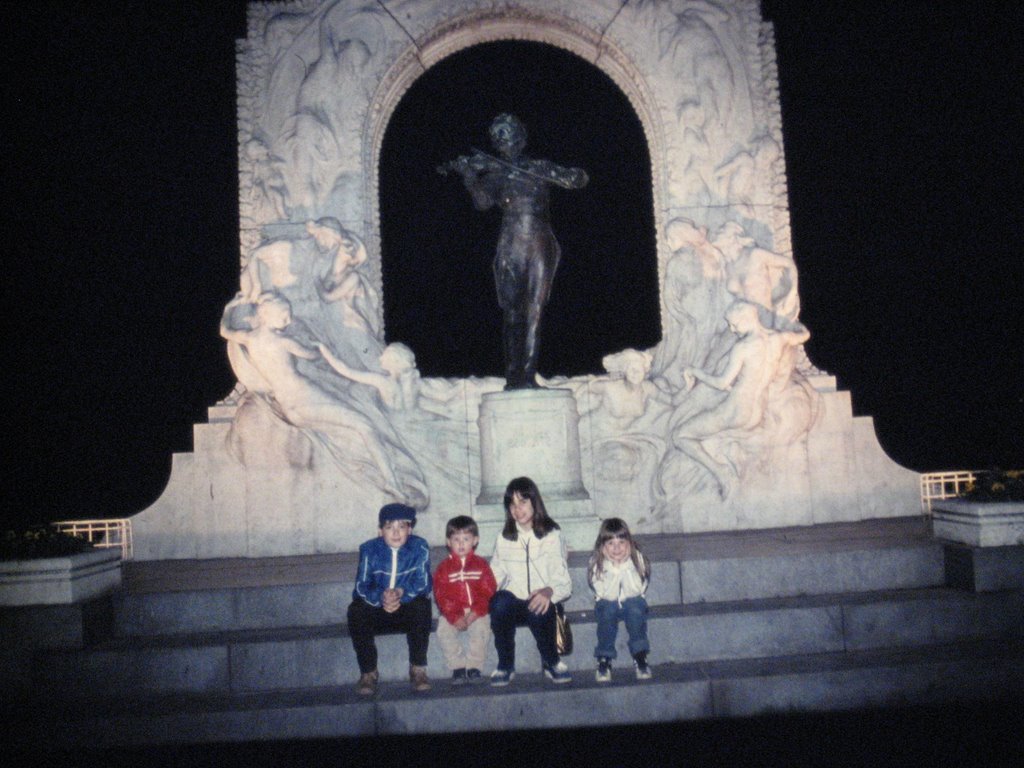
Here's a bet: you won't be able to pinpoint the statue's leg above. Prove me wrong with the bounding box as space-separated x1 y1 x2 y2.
521 304 542 388
503 311 527 389
519 250 553 389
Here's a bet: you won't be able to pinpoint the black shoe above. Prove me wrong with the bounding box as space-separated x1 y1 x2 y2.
451 668 467 685
466 668 483 683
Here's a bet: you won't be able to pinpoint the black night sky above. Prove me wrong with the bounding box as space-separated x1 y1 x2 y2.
4 1 1022 532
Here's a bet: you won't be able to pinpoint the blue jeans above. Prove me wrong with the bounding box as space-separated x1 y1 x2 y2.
489 589 559 670
594 596 650 660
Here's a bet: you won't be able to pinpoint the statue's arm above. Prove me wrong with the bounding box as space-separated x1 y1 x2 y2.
439 154 499 209
645 379 674 406
684 347 745 392
240 256 263 301
220 322 248 345
282 336 317 360
317 343 388 394
530 159 588 189
319 271 359 302
783 325 811 346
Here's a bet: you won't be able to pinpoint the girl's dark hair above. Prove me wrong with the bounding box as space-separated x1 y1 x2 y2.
501 476 560 540
587 517 650 587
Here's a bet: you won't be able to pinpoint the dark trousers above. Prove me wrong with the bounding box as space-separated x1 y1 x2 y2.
489 589 558 670
347 594 431 674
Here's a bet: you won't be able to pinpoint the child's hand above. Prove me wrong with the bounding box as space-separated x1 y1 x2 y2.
382 587 403 613
527 587 553 615
453 615 469 631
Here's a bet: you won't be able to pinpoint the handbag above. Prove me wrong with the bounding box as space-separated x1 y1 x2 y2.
525 539 573 655
554 602 573 656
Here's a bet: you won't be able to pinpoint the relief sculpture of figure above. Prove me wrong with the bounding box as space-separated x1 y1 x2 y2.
220 293 427 507
307 217 380 338
654 218 730 387
714 222 799 325
579 349 671 490
583 349 672 433
667 301 810 499
239 218 384 372
317 342 420 411
439 114 588 389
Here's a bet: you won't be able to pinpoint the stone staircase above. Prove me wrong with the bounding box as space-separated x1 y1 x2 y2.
6 517 1023 748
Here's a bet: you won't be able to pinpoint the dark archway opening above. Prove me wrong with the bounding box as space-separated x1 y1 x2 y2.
380 40 659 378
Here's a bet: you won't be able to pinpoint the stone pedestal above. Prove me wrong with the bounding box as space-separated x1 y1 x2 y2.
932 499 1024 547
474 388 598 551
476 389 590 503
0 549 122 606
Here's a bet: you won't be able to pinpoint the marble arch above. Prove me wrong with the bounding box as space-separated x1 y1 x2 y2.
131 0 920 559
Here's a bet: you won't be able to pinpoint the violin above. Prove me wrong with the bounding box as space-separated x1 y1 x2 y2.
437 148 582 189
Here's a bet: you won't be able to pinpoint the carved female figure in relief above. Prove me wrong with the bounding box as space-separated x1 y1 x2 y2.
669 301 810 498
220 293 425 505
583 349 671 433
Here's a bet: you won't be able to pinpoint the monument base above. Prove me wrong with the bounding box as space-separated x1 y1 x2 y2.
476 388 590 504
473 387 598 551
132 376 919 559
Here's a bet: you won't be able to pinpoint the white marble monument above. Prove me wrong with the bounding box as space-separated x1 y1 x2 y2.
132 0 919 559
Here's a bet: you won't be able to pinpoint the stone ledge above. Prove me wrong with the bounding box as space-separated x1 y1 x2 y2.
0 548 122 606
15 639 1023 748
932 499 1024 547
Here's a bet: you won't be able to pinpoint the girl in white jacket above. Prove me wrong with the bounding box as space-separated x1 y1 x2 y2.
588 517 652 682
488 477 573 686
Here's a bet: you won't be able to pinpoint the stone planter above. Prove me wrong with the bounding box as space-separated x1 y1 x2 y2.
932 499 1024 547
0 548 122 606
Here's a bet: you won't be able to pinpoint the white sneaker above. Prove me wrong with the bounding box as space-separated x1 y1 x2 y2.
490 668 515 687
634 658 653 680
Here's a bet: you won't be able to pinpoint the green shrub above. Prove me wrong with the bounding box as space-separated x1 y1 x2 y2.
0 526 94 560
961 469 1024 502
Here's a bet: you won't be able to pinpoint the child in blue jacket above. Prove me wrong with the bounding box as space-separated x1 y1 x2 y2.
348 503 433 695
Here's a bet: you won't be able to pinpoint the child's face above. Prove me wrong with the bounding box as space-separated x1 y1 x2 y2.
447 530 478 558
380 519 412 549
508 492 534 529
602 534 631 564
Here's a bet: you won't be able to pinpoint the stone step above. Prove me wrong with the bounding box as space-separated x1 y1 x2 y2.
17 638 1024 749
34 587 1023 702
112 524 944 637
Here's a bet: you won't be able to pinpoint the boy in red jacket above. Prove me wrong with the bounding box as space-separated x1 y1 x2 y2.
433 515 498 684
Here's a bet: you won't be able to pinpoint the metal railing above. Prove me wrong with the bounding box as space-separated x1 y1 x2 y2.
50 519 133 560
920 471 976 514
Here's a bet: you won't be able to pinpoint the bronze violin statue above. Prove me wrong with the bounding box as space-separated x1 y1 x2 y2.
439 114 589 390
